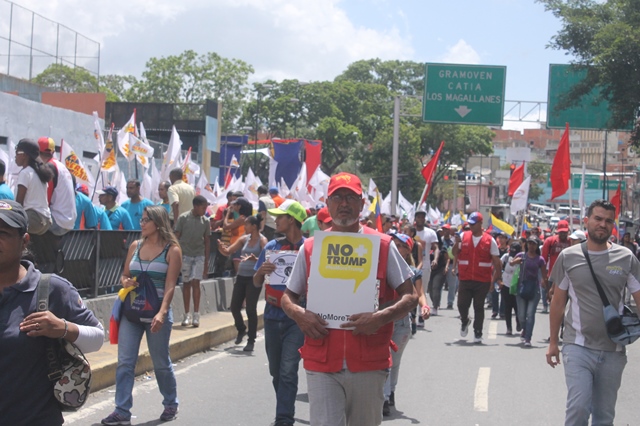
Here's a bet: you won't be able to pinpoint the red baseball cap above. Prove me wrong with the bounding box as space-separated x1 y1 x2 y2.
316 207 332 223
556 220 569 232
328 172 362 196
37 137 55 153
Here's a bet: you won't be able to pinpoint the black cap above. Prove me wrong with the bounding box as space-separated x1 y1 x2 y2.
0 200 29 234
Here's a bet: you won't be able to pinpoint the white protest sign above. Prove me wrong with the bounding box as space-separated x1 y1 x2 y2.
265 250 298 285
306 231 381 329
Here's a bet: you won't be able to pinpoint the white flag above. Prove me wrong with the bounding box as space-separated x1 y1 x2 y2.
116 111 136 160
244 168 261 204
196 173 217 205
59 139 95 187
161 126 183 181
368 178 378 199
510 176 531 214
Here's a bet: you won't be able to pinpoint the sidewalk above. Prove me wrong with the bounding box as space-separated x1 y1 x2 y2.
88 301 265 392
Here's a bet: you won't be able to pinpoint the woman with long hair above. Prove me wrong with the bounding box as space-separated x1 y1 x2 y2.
14 138 53 235
102 206 182 425
499 241 522 335
511 237 548 346
219 214 268 352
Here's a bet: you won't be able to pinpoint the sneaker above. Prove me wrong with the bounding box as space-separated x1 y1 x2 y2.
383 400 391 416
411 322 417 335
432 307 438 316
460 318 471 337
524 340 532 347
181 313 191 327
506 328 513 336
417 317 425 328
541 307 549 314
235 329 246 344
101 412 131 425
446 304 453 310
192 312 200 328
389 391 395 407
473 331 483 344
160 406 178 422
491 312 498 319
243 341 255 352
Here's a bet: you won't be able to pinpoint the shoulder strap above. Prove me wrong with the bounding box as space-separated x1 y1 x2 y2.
36 273 51 312
580 241 611 307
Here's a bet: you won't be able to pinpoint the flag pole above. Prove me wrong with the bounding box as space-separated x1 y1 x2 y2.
418 182 428 208
568 170 573 232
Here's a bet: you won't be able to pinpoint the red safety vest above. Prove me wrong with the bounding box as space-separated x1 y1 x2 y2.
300 226 395 373
457 231 493 283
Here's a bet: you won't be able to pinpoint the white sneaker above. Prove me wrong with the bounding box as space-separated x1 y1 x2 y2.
192 312 200 327
182 313 191 327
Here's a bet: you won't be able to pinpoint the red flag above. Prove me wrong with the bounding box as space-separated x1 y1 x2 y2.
551 123 571 199
610 181 621 218
507 163 525 197
420 141 445 203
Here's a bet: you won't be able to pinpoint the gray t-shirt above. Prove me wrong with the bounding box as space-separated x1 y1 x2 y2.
287 230 413 296
175 211 211 257
551 243 640 352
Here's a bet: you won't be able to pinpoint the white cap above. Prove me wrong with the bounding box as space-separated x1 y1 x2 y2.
569 230 587 241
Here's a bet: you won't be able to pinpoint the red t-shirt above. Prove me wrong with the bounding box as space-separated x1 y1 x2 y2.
541 235 570 279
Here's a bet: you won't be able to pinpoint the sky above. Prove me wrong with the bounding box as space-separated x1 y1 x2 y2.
2 0 572 130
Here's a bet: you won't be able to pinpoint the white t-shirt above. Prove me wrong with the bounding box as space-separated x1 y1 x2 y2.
415 227 438 256
287 231 414 296
49 159 77 229
16 167 51 218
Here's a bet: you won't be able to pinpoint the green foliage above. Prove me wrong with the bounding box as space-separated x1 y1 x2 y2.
33 63 98 93
538 0 640 140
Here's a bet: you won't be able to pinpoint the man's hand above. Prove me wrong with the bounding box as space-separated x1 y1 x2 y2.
546 342 561 368
256 261 276 277
340 312 383 335
296 309 329 339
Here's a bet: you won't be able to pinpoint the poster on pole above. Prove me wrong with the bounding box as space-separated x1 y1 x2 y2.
264 250 298 285
306 231 381 329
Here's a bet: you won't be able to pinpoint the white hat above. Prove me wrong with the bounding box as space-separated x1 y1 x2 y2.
569 230 587 241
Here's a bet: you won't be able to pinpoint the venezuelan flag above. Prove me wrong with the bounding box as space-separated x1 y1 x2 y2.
523 217 532 231
487 213 515 236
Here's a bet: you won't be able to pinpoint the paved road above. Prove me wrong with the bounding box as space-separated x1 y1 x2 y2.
65 305 639 426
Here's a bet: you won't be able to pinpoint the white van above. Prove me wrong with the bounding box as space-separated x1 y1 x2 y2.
555 206 582 224
528 204 555 219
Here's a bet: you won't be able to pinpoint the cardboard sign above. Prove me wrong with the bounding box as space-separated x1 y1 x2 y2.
265 250 298 286
306 231 381 329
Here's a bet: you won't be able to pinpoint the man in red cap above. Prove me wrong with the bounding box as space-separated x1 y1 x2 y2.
38 137 77 235
542 219 571 312
282 172 417 426
452 211 503 343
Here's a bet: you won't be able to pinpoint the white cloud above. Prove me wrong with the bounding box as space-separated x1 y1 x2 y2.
439 39 481 64
10 0 414 82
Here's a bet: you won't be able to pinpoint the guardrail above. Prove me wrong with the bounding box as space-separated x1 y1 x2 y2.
29 230 223 298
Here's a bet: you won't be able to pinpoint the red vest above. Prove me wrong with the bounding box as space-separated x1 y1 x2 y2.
457 231 493 283
300 227 395 373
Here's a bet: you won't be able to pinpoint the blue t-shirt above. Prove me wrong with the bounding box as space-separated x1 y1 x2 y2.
107 206 134 230
74 192 98 229
255 237 305 321
121 198 154 230
0 261 101 425
0 182 14 200
96 207 113 230
158 201 171 215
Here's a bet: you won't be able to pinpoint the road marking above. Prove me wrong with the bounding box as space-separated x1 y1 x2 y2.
474 367 490 412
488 321 498 339
64 336 265 423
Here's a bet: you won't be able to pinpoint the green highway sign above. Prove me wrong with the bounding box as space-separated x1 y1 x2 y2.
546 173 626 190
422 63 506 126
547 64 633 130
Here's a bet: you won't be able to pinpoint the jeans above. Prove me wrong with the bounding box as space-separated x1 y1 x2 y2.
230 275 262 341
516 288 540 341
446 268 458 307
457 280 491 336
500 285 519 332
562 344 627 426
114 310 177 418
264 317 305 424
491 283 504 316
429 270 447 309
384 315 411 400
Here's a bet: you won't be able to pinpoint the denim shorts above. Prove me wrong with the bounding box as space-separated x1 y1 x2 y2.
181 255 205 281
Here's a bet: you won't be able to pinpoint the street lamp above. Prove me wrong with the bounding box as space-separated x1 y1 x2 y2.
254 84 273 171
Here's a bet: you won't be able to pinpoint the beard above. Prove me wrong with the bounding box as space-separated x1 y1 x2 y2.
332 216 359 227
587 227 610 245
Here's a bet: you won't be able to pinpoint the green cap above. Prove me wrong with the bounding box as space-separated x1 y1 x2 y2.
268 199 307 224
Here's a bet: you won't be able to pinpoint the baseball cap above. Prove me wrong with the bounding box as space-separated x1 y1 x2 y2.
16 138 41 161
327 172 362 196
442 224 451 230
77 184 89 196
268 199 307 224
269 186 279 194
569 230 587 241
96 186 119 198
467 212 483 225
0 200 29 234
556 220 570 232
414 209 427 216
391 233 414 251
37 136 55 152
316 206 332 224
315 202 325 210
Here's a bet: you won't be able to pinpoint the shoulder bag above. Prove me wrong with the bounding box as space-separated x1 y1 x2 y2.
518 255 538 301
37 274 92 411
581 241 640 346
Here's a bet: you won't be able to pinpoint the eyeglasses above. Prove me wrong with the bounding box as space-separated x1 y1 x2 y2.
139 217 152 225
328 194 361 203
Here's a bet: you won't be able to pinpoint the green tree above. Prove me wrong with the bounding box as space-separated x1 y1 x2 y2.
538 0 639 140
33 63 98 93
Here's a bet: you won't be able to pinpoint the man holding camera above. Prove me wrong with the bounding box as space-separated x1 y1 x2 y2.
546 200 640 426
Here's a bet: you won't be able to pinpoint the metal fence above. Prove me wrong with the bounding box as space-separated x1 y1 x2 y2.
30 230 222 299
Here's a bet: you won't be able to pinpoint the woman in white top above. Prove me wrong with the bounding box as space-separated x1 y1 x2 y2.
14 138 53 235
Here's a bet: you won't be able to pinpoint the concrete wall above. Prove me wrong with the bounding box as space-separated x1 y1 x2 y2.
0 91 103 156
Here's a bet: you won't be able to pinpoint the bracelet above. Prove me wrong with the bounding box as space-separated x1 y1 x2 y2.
61 319 68 339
